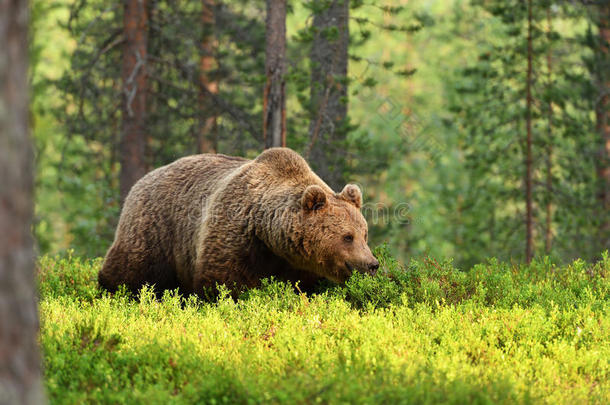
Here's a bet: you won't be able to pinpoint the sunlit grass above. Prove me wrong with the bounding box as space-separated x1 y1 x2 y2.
39 249 610 404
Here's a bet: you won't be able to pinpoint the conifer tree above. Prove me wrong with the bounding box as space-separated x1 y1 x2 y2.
263 0 287 148
307 0 350 191
595 3 610 251
121 0 149 204
198 0 218 153
0 0 45 402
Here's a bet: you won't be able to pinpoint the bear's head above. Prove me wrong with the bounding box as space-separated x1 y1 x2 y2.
298 183 379 283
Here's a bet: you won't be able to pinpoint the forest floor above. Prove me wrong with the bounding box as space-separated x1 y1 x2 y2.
38 249 609 404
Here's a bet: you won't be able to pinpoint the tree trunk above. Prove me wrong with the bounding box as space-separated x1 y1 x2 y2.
121 0 149 205
0 0 45 403
597 3 610 253
545 6 553 255
525 0 535 263
263 0 287 149
198 0 218 154
307 0 349 191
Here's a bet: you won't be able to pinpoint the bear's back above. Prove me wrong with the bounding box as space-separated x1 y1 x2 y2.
116 154 250 272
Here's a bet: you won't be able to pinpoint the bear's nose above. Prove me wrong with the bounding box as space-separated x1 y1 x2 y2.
368 260 379 272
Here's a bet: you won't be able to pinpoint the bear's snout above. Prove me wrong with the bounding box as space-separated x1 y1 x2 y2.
367 259 380 273
345 255 379 277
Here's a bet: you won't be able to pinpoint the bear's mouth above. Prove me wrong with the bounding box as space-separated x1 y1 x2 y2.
344 261 354 273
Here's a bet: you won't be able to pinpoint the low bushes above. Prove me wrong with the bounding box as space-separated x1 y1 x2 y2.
38 250 610 404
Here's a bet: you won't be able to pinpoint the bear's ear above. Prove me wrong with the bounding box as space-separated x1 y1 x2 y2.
339 184 362 209
302 185 327 211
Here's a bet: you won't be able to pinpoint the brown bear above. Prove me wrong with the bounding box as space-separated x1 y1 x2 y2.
98 147 379 297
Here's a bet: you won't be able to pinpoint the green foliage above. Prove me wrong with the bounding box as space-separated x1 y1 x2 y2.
31 1 610 275
341 246 610 312
32 0 419 257
37 0 271 257
443 0 601 266
38 251 101 302
39 251 610 403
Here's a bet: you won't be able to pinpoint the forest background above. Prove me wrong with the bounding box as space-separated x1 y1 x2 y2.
30 0 610 268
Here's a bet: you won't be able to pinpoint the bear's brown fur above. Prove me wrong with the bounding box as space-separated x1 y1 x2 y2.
98 148 379 296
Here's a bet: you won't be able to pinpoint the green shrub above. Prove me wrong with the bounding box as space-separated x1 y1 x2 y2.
38 251 610 404
38 251 101 302
340 246 609 311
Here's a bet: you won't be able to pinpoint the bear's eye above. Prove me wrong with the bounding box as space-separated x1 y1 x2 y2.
343 234 354 243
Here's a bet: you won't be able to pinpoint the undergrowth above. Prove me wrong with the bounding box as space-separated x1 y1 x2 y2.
38 247 610 404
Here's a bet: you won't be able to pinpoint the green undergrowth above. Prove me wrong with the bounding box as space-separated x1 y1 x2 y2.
38 248 610 404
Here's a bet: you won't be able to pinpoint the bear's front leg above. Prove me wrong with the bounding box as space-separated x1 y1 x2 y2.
192 255 257 299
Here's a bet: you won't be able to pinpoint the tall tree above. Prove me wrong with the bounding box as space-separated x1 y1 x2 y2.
198 0 218 154
263 0 287 148
596 2 610 252
0 0 45 403
525 0 535 263
545 6 553 254
121 0 149 204
449 1 545 265
307 0 350 191
54 0 268 255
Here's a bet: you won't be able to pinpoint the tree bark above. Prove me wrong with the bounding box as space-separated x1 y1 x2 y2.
307 0 349 191
525 0 535 263
121 0 149 205
263 0 287 149
545 6 553 255
597 3 610 253
198 0 218 154
0 0 45 403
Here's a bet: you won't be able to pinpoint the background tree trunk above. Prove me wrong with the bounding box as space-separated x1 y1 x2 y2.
0 0 45 403
121 0 149 205
525 0 535 263
307 0 349 191
597 3 610 253
263 0 287 149
198 0 218 154
545 6 553 255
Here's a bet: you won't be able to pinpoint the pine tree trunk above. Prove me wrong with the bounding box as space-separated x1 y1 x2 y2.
545 7 553 255
198 0 218 154
121 0 149 205
597 3 610 253
263 0 287 149
525 0 535 263
0 0 45 403
307 0 349 191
